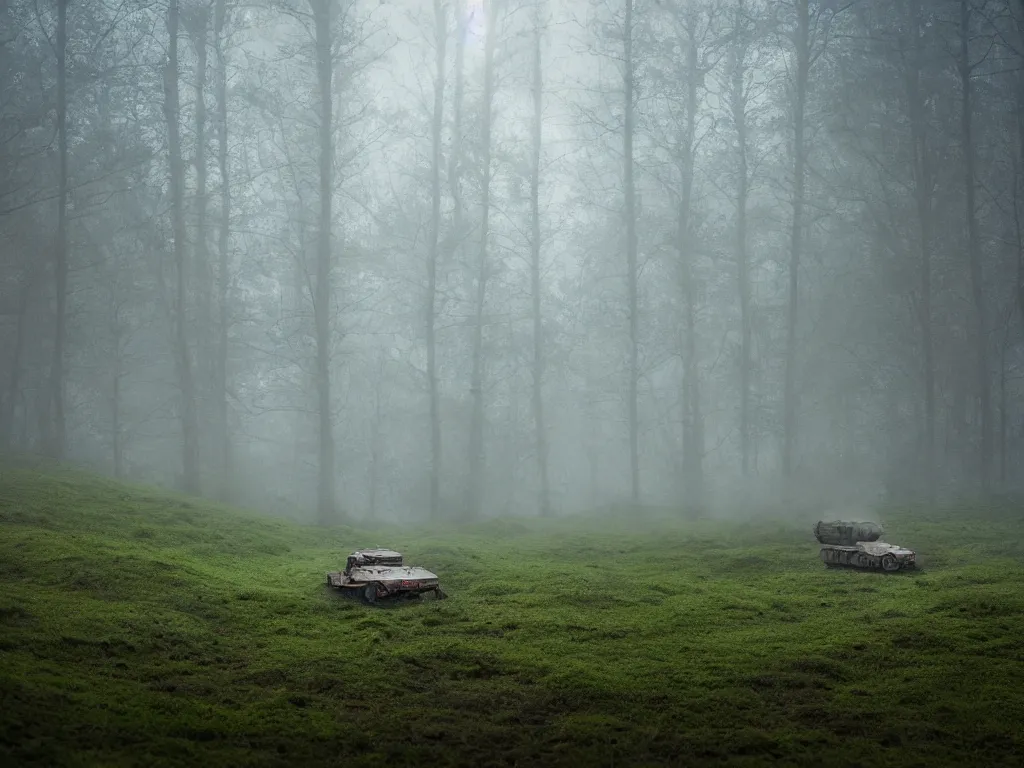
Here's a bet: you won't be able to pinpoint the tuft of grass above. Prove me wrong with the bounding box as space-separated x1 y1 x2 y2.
1 462 1024 766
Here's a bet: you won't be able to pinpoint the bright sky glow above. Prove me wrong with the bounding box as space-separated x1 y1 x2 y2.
464 0 485 45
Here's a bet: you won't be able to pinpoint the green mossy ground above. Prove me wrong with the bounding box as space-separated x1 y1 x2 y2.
2 462 1023 766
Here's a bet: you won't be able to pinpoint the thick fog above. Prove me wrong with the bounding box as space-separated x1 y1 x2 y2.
2 0 1022 523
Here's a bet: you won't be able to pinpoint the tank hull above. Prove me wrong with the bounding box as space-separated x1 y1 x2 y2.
820 542 916 571
326 551 447 603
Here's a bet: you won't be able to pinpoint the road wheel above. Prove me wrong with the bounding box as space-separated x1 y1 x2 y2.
362 582 380 604
881 554 900 572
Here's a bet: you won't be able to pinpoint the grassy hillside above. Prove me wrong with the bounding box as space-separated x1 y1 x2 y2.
2 463 1023 767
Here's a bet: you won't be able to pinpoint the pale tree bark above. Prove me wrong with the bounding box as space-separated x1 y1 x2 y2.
311 0 337 524
2 269 35 449
426 0 447 520
163 0 201 493
530 0 551 517
110 295 124 479
1013 98 1024 482
999 301 1013 485
1010 0 1024 485
1018 35 1024 331
184 3 212 473
448 0 466 250
445 0 466 516
900 0 936 500
213 0 233 501
624 0 640 504
677 3 703 507
782 0 810 479
958 0 992 490
369 357 385 517
466 0 499 521
47 0 69 460
730 0 753 477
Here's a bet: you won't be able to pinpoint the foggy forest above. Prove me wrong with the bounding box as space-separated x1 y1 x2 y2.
3 0 1024 523
6 3 1024 765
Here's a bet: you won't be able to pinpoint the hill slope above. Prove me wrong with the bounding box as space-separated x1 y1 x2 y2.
2 464 1023 766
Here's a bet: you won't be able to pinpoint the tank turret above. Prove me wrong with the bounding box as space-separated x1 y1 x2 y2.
813 520 883 546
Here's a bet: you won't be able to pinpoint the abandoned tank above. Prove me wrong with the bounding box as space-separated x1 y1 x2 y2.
326 548 447 603
813 520 916 572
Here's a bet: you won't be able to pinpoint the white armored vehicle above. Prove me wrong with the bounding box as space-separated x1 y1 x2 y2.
326 548 447 603
813 520 917 572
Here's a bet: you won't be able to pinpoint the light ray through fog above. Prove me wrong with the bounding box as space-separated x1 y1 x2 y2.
464 0 485 45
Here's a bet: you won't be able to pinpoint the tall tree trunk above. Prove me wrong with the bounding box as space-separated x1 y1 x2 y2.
48 0 69 460
465 0 498 521
447 0 466 514
1012 129 1024 485
214 0 233 501
624 0 640 504
369 363 382 517
185 5 211 475
426 0 446 520
34 368 49 451
959 0 991 491
530 1 551 518
1018 75 1024 332
783 0 809 479
449 0 466 252
111 303 123 480
1000 315 1011 486
1015 2 1024 330
163 0 201 493
312 0 336 524
903 0 935 500
679 6 703 507
731 0 752 477
2 273 32 448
